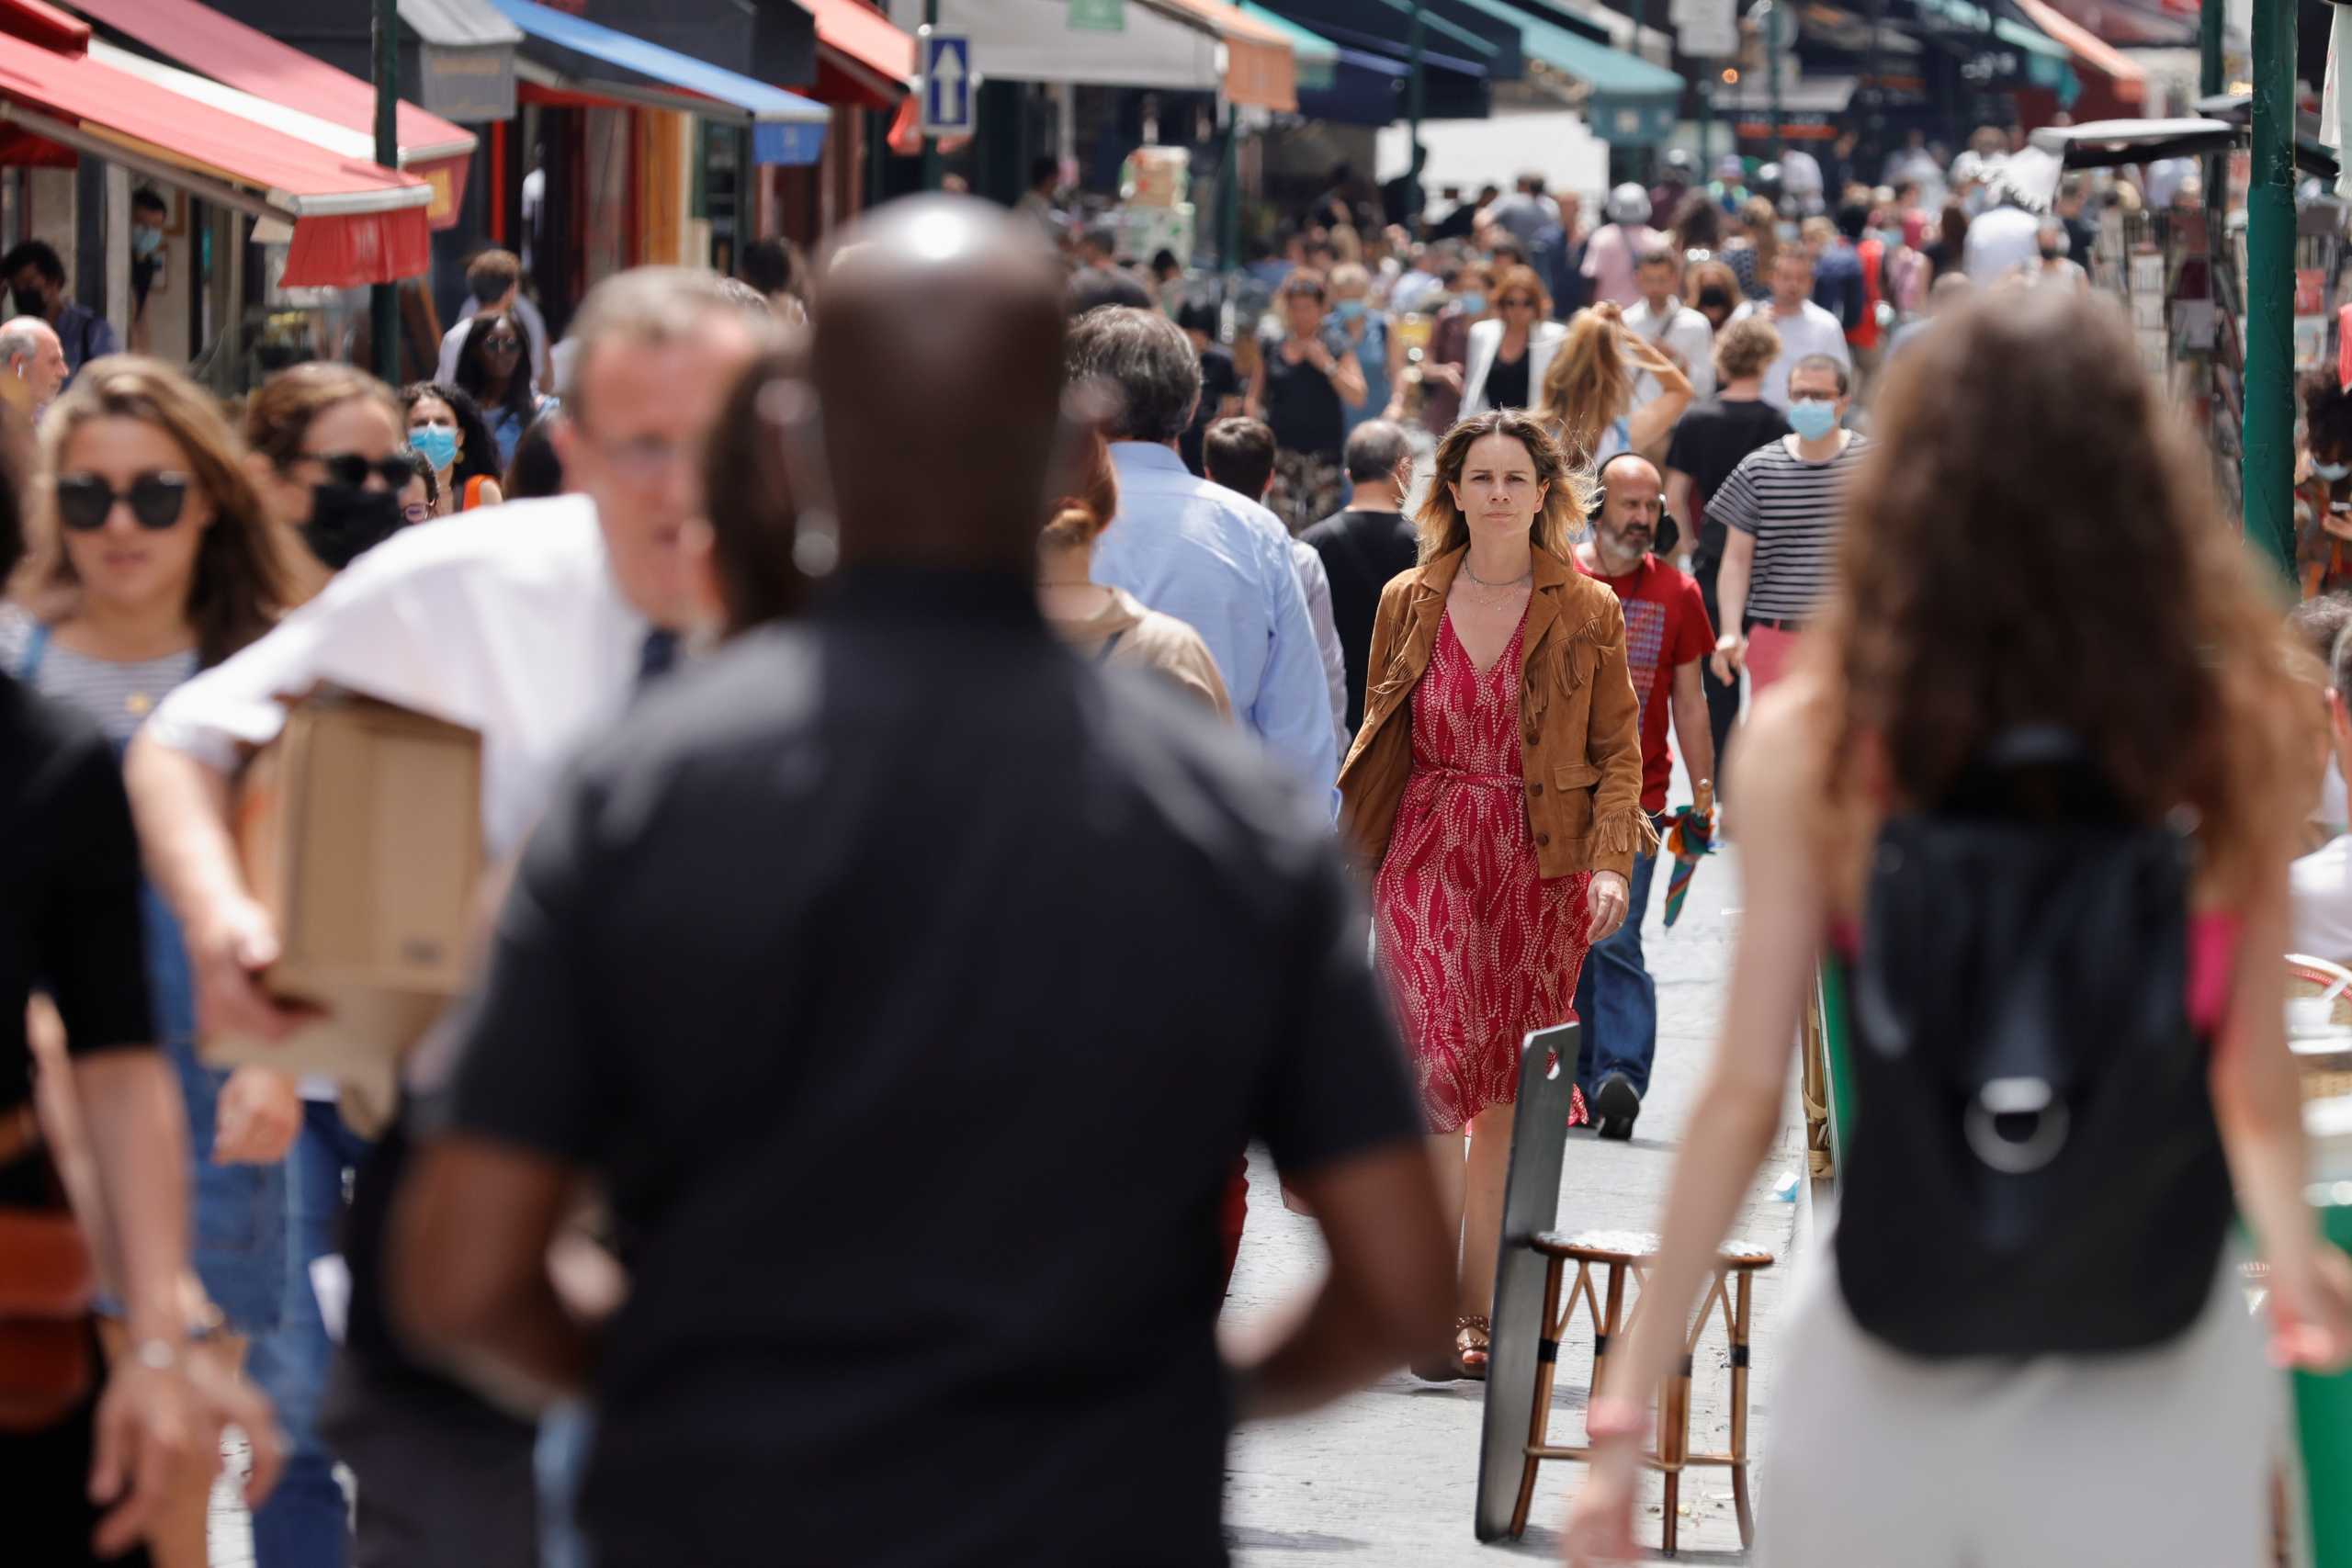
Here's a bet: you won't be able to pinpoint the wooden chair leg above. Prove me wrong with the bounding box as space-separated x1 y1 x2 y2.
1592 1259 1628 1404
1510 1258 1568 1538
1729 1269 1756 1549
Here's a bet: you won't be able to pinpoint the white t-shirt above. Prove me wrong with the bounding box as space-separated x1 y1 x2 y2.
1963 205 2041 285
1727 299 1851 411
1623 297 1716 407
2294 833 2352 967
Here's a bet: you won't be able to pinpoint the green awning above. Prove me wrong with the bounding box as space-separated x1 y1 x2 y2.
1238 1 1339 92
1912 0 2070 62
1451 0 1683 102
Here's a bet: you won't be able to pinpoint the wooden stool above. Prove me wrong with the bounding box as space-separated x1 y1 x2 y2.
1504 1228 1774 1555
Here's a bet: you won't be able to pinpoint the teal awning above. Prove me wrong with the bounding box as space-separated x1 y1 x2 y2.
1452 0 1682 101
1238 1 1340 92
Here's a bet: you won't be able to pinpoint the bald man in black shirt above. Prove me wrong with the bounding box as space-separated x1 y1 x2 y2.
395 197 1452 1568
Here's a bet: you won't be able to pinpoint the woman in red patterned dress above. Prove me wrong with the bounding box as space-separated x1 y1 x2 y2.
1340 409 1654 1380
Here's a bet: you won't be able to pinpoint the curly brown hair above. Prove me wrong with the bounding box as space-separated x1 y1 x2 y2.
19 356 291 667
1807 288 2306 898
1416 409 1595 564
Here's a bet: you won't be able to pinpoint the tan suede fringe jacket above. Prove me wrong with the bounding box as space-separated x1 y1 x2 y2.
1337 543 1658 885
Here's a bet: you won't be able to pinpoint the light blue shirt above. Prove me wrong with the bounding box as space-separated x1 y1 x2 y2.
1095 442 1339 792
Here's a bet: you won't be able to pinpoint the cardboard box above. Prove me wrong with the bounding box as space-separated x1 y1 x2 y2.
203 689 484 1076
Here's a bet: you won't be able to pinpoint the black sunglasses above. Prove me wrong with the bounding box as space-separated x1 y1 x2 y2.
297 452 413 491
481 334 522 355
56 471 190 532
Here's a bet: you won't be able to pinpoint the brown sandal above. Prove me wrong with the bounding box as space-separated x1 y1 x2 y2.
1454 1314 1491 1381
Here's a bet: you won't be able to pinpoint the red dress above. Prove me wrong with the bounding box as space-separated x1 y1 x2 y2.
1374 611 1594 1134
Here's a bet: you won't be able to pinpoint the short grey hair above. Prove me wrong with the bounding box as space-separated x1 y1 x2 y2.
560 267 779 417
1063 306 1201 446
1344 420 1411 484
0 317 43 371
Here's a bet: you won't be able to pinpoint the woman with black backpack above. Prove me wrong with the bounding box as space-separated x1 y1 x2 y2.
1564 288 2352 1566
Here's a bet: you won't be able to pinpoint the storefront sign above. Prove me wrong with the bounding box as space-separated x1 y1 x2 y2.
418 43 515 123
1068 0 1125 30
1677 0 1738 59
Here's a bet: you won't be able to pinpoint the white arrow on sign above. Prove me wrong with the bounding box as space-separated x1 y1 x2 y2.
933 42 967 126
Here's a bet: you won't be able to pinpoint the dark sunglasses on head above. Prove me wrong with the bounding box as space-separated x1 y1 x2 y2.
299 452 414 491
55 471 190 532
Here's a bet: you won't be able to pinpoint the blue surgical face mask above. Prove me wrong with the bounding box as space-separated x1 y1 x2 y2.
408 423 459 471
1333 299 1366 321
1455 290 1487 315
2318 460 2351 482
1788 399 1839 439
131 225 163 260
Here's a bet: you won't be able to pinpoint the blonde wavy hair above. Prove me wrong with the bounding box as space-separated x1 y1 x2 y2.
1532 303 1632 466
1416 409 1595 564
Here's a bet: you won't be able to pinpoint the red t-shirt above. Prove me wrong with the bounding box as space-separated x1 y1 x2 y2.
1578 553 1715 814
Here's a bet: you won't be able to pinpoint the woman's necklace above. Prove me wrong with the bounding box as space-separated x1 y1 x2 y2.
1460 558 1532 592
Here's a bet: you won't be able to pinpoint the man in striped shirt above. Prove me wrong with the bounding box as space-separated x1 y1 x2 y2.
1706 354 1867 694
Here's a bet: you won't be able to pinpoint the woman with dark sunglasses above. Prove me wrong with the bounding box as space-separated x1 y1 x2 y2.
454 309 550 468
243 362 412 602
0 355 294 1562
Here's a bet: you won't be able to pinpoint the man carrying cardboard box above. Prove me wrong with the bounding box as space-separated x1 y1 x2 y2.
125 268 773 1568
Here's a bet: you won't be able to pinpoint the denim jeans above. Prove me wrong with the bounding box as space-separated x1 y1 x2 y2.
1574 814 1668 1099
244 1100 370 1568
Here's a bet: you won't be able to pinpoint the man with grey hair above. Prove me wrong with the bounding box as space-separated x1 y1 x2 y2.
125 265 775 1567
1068 305 1338 790
0 314 66 411
1304 421 1420 736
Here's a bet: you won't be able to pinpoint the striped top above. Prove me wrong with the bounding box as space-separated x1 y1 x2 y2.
0 606 198 744
1707 432 1871 622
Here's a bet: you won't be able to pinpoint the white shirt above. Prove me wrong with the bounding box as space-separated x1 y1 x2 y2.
145 496 646 861
2295 833 2352 968
1962 205 2041 285
1290 538 1350 765
434 290 553 394
1727 299 1852 411
1623 296 1716 408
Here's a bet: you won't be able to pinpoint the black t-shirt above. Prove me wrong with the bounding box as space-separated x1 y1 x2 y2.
0 678 153 1205
1180 346 1241 477
1665 395 1793 575
1303 507 1420 734
1485 345 1532 412
443 569 1423 1567
1260 330 1348 459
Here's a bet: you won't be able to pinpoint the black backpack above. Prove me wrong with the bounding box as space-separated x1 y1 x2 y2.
1835 728 2233 1358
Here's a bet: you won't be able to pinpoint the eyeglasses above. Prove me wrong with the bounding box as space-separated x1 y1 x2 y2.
1499 296 1538 310
292 452 413 491
55 470 190 531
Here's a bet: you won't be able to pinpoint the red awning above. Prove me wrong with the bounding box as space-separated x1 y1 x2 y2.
62 0 477 228
0 11 431 286
803 0 911 108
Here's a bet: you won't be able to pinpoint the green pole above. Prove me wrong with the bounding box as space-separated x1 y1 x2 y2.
1219 100 1238 285
921 0 941 193
1631 0 1648 179
370 0 399 382
1767 2 1783 163
2243 0 2295 579
1408 3 1427 226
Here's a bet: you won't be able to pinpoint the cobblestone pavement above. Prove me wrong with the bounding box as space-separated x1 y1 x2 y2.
1223 823 1804 1566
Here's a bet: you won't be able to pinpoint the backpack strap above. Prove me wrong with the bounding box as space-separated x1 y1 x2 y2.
1094 629 1127 664
14 620 49 681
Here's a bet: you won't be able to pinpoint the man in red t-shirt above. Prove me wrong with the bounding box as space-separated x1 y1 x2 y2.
1571 453 1716 1138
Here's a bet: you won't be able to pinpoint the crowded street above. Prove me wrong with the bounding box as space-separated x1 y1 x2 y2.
15 0 2352 1565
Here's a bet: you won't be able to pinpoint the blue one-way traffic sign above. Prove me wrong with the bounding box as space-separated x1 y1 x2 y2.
921 32 974 137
